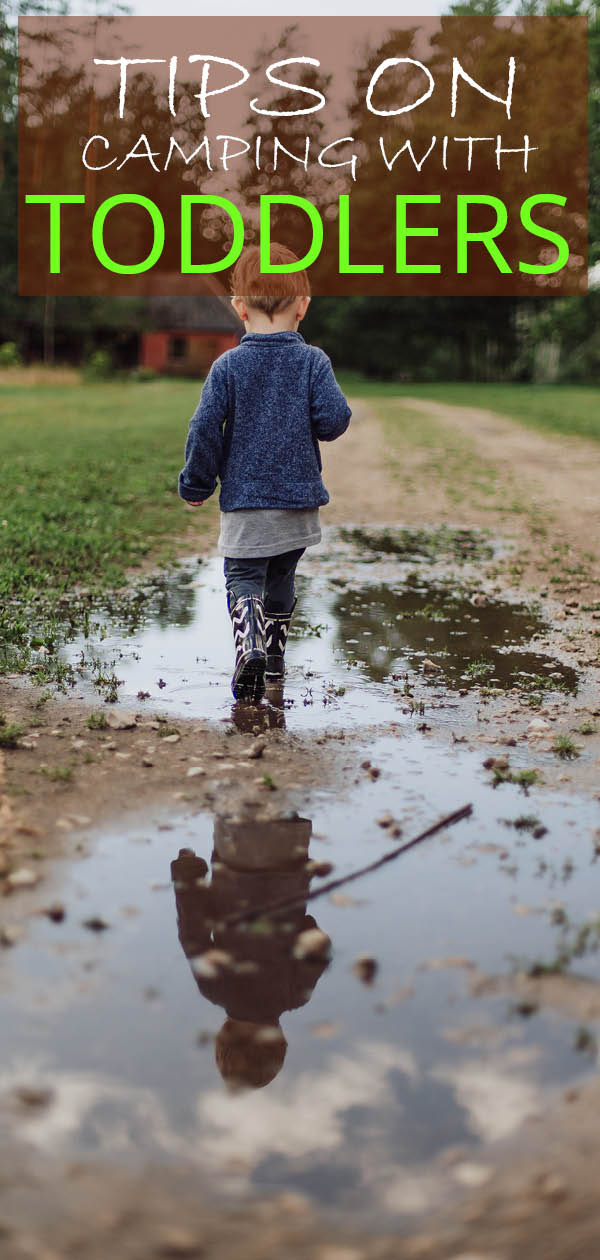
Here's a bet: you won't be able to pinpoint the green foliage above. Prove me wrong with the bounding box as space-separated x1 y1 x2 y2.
0 377 212 685
83 349 114 380
0 341 22 367
0 713 24 747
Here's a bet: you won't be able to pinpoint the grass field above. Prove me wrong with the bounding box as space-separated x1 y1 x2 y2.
1 368 599 687
0 375 213 687
0 376 211 601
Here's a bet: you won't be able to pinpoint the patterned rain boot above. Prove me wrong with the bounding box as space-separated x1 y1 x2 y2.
228 593 267 702
264 599 296 683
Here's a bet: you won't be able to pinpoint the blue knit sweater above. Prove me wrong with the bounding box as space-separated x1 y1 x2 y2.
178 330 351 511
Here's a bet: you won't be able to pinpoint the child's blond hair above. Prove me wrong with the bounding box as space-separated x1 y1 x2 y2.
231 243 310 319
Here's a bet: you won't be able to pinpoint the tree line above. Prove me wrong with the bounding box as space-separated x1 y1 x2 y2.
1 0 598 381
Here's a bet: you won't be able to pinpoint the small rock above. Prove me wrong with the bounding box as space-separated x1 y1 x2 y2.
306 859 334 877
528 718 551 733
82 915 109 932
367 766 381 781
14 1085 54 1108
155 1227 200 1256
422 658 442 673
376 812 394 828
161 733 180 744
186 765 206 778
191 949 232 979
293 928 332 961
0 924 22 947
105 710 137 730
537 1172 568 1201
315 1248 365 1260
247 735 267 759
452 1162 493 1188
45 902 66 923
471 593 488 607
352 954 378 985
6 867 40 890
142 757 154 767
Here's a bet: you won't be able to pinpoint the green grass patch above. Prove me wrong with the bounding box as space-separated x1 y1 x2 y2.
0 377 213 689
0 713 24 748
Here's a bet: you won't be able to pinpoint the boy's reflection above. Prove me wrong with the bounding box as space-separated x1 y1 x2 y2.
170 813 330 1091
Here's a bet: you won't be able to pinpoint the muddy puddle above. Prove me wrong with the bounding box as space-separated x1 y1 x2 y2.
2 525 598 1228
61 525 576 727
1 730 599 1225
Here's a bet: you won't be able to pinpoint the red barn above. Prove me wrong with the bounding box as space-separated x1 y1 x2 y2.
139 294 242 376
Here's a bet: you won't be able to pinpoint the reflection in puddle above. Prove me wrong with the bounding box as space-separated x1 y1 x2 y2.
172 815 329 1091
1 731 598 1222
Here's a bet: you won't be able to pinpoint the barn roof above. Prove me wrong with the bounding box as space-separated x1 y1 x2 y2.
143 292 243 334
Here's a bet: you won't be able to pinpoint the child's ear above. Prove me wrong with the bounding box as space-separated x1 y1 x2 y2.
297 296 311 322
231 296 248 322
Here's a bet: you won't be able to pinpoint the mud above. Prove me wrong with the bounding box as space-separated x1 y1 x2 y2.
2 401 600 1260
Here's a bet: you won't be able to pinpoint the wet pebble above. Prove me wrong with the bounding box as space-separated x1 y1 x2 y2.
6 867 40 890
191 949 232 979
161 734 181 745
306 860 334 877
352 954 378 985
105 710 138 730
14 1085 55 1108
314 1248 366 1260
293 928 331 961
422 659 442 673
247 735 267 759
44 902 66 923
82 915 110 932
452 1162 493 1188
0 924 22 947
186 765 206 778
155 1227 200 1256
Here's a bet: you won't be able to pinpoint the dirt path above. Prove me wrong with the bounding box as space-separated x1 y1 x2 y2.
396 396 600 583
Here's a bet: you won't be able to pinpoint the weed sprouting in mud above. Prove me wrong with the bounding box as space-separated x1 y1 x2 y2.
464 658 496 682
87 712 107 730
486 757 541 793
552 734 581 760
574 1026 598 1056
515 910 600 981
39 762 74 783
0 713 24 748
502 815 544 835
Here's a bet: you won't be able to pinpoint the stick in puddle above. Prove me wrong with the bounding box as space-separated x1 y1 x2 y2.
222 803 473 927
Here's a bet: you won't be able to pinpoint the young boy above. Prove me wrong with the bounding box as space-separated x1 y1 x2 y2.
178 243 351 702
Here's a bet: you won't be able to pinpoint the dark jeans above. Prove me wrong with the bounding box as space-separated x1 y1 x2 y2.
224 548 305 615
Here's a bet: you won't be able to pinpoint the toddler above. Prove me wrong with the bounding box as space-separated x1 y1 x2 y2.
178 244 351 701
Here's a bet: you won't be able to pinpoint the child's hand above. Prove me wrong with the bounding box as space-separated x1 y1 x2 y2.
184 501 205 509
